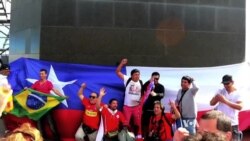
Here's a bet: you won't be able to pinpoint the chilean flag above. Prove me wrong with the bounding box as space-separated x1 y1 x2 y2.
4 58 250 141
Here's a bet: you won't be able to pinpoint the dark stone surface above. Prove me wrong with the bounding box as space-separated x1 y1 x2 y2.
10 0 246 67
184 6 199 31
216 8 245 33
41 0 76 26
230 0 245 8
40 26 245 67
149 3 166 28
198 7 215 31
114 2 149 28
199 0 230 7
93 2 114 27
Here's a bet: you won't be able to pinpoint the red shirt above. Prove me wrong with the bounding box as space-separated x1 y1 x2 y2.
31 80 53 94
82 98 101 129
101 107 126 133
149 113 174 140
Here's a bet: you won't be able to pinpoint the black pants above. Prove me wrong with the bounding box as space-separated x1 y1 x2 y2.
103 135 118 141
81 124 97 141
142 110 154 138
232 125 243 141
37 113 60 141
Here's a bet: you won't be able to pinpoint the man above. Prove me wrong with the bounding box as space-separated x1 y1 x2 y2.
75 83 102 141
0 64 35 139
0 64 14 135
31 69 65 140
116 58 143 140
183 131 227 141
96 89 127 141
0 64 12 115
173 110 232 141
0 64 10 81
142 72 165 137
31 69 64 96
175 76 199 135
198 110 232 141
210 75 243 141
0 85 12 117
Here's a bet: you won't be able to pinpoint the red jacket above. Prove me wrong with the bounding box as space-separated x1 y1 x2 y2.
149 113 174 141
101 107 127 133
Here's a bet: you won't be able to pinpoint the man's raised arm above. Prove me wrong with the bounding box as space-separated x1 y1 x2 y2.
116 58 128 80
96 87 106 109
77 83 86 100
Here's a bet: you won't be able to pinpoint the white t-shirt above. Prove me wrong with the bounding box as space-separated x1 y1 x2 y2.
123 75 142 107
0 74 8 86
215 88 242 126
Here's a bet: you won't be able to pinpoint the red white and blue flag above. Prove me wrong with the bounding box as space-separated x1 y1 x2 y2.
5 58 250 141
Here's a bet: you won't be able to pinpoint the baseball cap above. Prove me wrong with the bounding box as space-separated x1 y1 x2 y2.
221 75 233 84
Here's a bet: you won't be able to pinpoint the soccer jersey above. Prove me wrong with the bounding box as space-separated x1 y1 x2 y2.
82 98 101 129
31 80 53 94
124 75 142 106
101 107 126 133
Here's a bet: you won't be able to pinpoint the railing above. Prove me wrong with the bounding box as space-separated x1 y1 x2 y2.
0 0 10 56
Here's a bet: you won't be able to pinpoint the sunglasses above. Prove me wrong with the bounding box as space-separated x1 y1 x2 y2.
154 78 159 80
223 83 230 85
89 96 97 99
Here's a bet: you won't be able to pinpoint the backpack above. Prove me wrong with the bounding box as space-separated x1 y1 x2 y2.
125 77 143 95
125 77 143 88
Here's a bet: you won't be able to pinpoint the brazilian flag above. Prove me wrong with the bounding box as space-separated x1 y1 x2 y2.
10 89 65 121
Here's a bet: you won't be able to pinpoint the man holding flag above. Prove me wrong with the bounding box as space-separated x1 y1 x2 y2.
30 68 65 140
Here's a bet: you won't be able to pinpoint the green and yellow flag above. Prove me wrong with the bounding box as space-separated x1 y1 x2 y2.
10 89 65 121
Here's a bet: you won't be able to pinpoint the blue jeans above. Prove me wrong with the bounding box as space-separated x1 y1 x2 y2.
232 125 243 141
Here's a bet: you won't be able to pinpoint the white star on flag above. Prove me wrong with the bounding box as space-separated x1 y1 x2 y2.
26 65 77 107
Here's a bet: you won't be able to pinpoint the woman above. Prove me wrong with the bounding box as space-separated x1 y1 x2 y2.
147 100 180 141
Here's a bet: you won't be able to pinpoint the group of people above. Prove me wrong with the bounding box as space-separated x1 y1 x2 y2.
0 58 244 141
0 65 64 140
74 58 243 141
